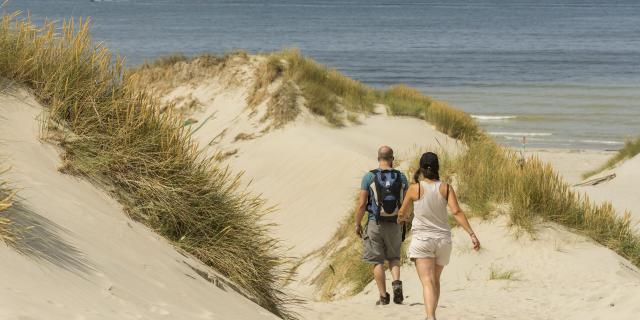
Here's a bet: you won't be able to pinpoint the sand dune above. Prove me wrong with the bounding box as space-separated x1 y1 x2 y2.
0 89 278 319
149 57 640 320
3 53 639 320
157 57 461 258
576 154 640 227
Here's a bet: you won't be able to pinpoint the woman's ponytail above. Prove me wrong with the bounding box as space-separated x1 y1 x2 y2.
425 166 440 180
413 168 422 183
414 166 440 182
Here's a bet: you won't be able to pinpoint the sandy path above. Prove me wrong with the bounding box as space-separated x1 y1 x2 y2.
0 89 277 319
302 216 640 320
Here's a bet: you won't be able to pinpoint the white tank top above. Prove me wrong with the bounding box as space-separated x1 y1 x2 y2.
411 181 451 239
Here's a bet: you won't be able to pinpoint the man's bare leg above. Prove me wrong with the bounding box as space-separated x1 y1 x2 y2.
389 259 401 281
373 263 387 297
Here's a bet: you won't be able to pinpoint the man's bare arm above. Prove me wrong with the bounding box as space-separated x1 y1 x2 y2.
355 190 368 237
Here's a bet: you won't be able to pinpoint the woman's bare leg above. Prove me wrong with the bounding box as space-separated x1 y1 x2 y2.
415 258 437 319
434 264 445 309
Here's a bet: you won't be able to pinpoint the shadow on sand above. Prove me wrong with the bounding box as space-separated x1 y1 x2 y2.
4 198 94 275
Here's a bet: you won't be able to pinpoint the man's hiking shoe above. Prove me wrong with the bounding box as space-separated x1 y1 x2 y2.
392 280 404 304
376 292 390 305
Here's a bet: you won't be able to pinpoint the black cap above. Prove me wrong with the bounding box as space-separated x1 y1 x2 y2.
419 152 439 169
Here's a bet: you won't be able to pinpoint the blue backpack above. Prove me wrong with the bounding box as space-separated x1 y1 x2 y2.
368 169 405 223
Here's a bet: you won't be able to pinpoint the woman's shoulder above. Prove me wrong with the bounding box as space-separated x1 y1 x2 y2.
408 181 421 193
438 181 452 197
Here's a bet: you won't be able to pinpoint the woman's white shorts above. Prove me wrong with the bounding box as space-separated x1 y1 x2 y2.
408 235 452 266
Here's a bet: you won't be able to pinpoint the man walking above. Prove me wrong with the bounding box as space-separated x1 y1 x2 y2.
355 145 408 305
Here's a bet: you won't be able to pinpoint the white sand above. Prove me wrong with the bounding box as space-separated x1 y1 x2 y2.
576 154 640 227
527 148 613 185
0 89 278 319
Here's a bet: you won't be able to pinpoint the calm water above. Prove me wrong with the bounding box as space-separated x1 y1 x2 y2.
5 0 640 150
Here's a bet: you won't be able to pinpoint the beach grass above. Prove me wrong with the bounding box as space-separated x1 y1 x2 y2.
127 51 249 101
307 206 371 300
250 50 480 140
582 137 640 179
0 12 296 319
307 204 413 301
489 265 518 280
250 49 376 126
382 85 480 141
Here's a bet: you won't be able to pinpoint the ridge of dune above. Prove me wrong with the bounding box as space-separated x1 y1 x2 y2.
0 89 278 319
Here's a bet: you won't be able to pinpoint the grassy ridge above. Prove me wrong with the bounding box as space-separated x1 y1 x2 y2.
453 140 639 266
250 49 376 126
250 49 480 140
583 137 640 179
0 13 295 318
259 50 640 299
127 51 249 97
382 85 480 141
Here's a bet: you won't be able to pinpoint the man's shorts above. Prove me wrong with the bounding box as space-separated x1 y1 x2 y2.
362 219 403 264
408 235 452 266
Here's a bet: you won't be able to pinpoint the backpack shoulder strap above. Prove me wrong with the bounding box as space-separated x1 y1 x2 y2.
368 170 381 206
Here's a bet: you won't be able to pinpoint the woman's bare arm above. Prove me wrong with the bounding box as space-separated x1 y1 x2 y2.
441 184 480 251
397 183 418 223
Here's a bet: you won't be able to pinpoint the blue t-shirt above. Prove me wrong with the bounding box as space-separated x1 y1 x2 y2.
361 169 409 221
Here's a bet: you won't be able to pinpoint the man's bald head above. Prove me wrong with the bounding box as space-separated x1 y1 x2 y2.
377 145 394 163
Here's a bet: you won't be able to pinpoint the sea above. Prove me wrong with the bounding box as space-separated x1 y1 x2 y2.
4 0 639 150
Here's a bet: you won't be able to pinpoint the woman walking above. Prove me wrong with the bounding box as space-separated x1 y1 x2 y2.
397 152 480 320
